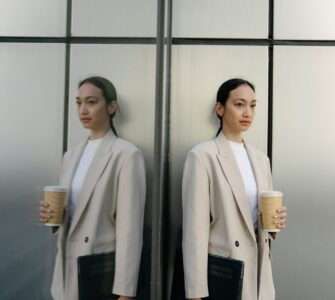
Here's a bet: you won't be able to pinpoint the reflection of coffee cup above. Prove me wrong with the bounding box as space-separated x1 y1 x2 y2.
44 186 67 226
260 191 283 232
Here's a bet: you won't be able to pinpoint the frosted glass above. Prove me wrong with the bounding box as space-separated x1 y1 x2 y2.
173 0 268 38
275 0 335 39
171 45 268 157
0 0 67 36
68 45 156 157
67 44 156 258
167 45 269 295
72 0 157 37
0 43 65 299
68 45 155 298
272 46 335 299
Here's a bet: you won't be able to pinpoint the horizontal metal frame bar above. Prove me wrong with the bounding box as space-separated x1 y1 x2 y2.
2 36 335 47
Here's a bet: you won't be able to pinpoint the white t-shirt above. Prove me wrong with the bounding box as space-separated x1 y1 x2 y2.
229 140 258 229
69 138 102 218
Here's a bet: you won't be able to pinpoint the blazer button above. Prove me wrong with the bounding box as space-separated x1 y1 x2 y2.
84 237 89 243
235 241 239 247
265 238 268 243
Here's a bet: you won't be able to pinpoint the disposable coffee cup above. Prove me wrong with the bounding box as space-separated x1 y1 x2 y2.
44 186 67 226
260 191 283 232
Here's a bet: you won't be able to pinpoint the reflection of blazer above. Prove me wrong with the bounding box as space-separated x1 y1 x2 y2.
51 130 146 300
182 133 275 300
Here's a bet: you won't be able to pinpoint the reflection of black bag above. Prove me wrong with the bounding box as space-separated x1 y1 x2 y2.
78 249 150 300
78 251 116 300
171 249 244 300
206 254 244 300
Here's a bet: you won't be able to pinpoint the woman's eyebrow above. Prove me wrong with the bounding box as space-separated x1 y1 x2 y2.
232 98 257 102
76 96 99 100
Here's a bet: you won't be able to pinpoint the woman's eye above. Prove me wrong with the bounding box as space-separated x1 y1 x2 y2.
76 101 81 105
235 103 244 108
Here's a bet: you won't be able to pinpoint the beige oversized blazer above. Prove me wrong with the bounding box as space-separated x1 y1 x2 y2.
182 133 275 300
51 130 146 300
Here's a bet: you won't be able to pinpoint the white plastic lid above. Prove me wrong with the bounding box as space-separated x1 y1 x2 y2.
44 185 67 192
260 190 283 196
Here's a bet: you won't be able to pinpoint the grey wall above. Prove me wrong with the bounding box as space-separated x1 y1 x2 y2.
1 0 335 299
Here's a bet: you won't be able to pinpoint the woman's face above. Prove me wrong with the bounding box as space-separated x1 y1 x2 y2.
76 83 115 132
216 84 256 135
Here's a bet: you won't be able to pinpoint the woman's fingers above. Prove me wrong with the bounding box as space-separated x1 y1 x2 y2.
39 200 52 223
273 206 287 228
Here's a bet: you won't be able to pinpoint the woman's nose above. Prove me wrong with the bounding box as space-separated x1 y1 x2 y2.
242 106 251 116
79 104 88 114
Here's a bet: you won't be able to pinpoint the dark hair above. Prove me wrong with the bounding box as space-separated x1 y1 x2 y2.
79 76 118 136
215 78 255 137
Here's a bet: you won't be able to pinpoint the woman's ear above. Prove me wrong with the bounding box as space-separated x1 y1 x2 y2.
214 102 224 117
108 100 118 115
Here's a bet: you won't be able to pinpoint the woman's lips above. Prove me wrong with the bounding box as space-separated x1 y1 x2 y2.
240 120 251 125
81 118 91 122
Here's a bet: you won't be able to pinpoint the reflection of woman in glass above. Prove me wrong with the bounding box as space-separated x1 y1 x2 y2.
39 76 146 300
182 78 287 300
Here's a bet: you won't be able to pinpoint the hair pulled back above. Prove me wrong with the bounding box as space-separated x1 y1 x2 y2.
215 78 255 137
79 76 118 136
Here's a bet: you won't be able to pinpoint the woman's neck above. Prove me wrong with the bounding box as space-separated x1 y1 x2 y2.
89 127 109 140
221 130 243 143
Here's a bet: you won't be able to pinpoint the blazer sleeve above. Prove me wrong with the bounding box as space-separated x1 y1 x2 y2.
112 149 146 297
182 151 210 298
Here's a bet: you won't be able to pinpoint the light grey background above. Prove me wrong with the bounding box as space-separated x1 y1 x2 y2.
72 0 157 37
172 0 269 38
0 0 67 36
0 43 65 299
1 0 335 299
272 46 335 299
274 0 335 39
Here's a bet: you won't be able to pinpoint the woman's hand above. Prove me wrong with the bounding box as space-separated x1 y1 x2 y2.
39 200 52 223
273 206 287 229
117 297 133 300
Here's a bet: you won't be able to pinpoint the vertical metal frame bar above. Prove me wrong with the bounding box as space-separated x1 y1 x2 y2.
62 0 72 153
267 0 274 161
163 0 173 298
151 0 166 299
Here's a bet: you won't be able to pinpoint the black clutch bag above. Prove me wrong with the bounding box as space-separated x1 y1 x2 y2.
77 251 116 300
171 249 244 300
206 254 244 300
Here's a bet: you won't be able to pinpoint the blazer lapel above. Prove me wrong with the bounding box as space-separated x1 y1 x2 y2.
215 133 256 240
68 131 117 237
58 140 87 238
60 140 87 201
244 142 267 232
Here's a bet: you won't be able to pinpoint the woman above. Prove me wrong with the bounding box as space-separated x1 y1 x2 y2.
182 78 287 300
39 76 146 300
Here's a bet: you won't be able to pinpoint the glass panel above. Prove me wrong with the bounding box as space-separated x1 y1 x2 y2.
272 46 335 298
0 43 65 299
68 44 156 153
168 45 268 296
0 0 67 36
72 0 157 37
173 0 268 38
171 45 268 154
68 44 156 298
274 0 335 39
